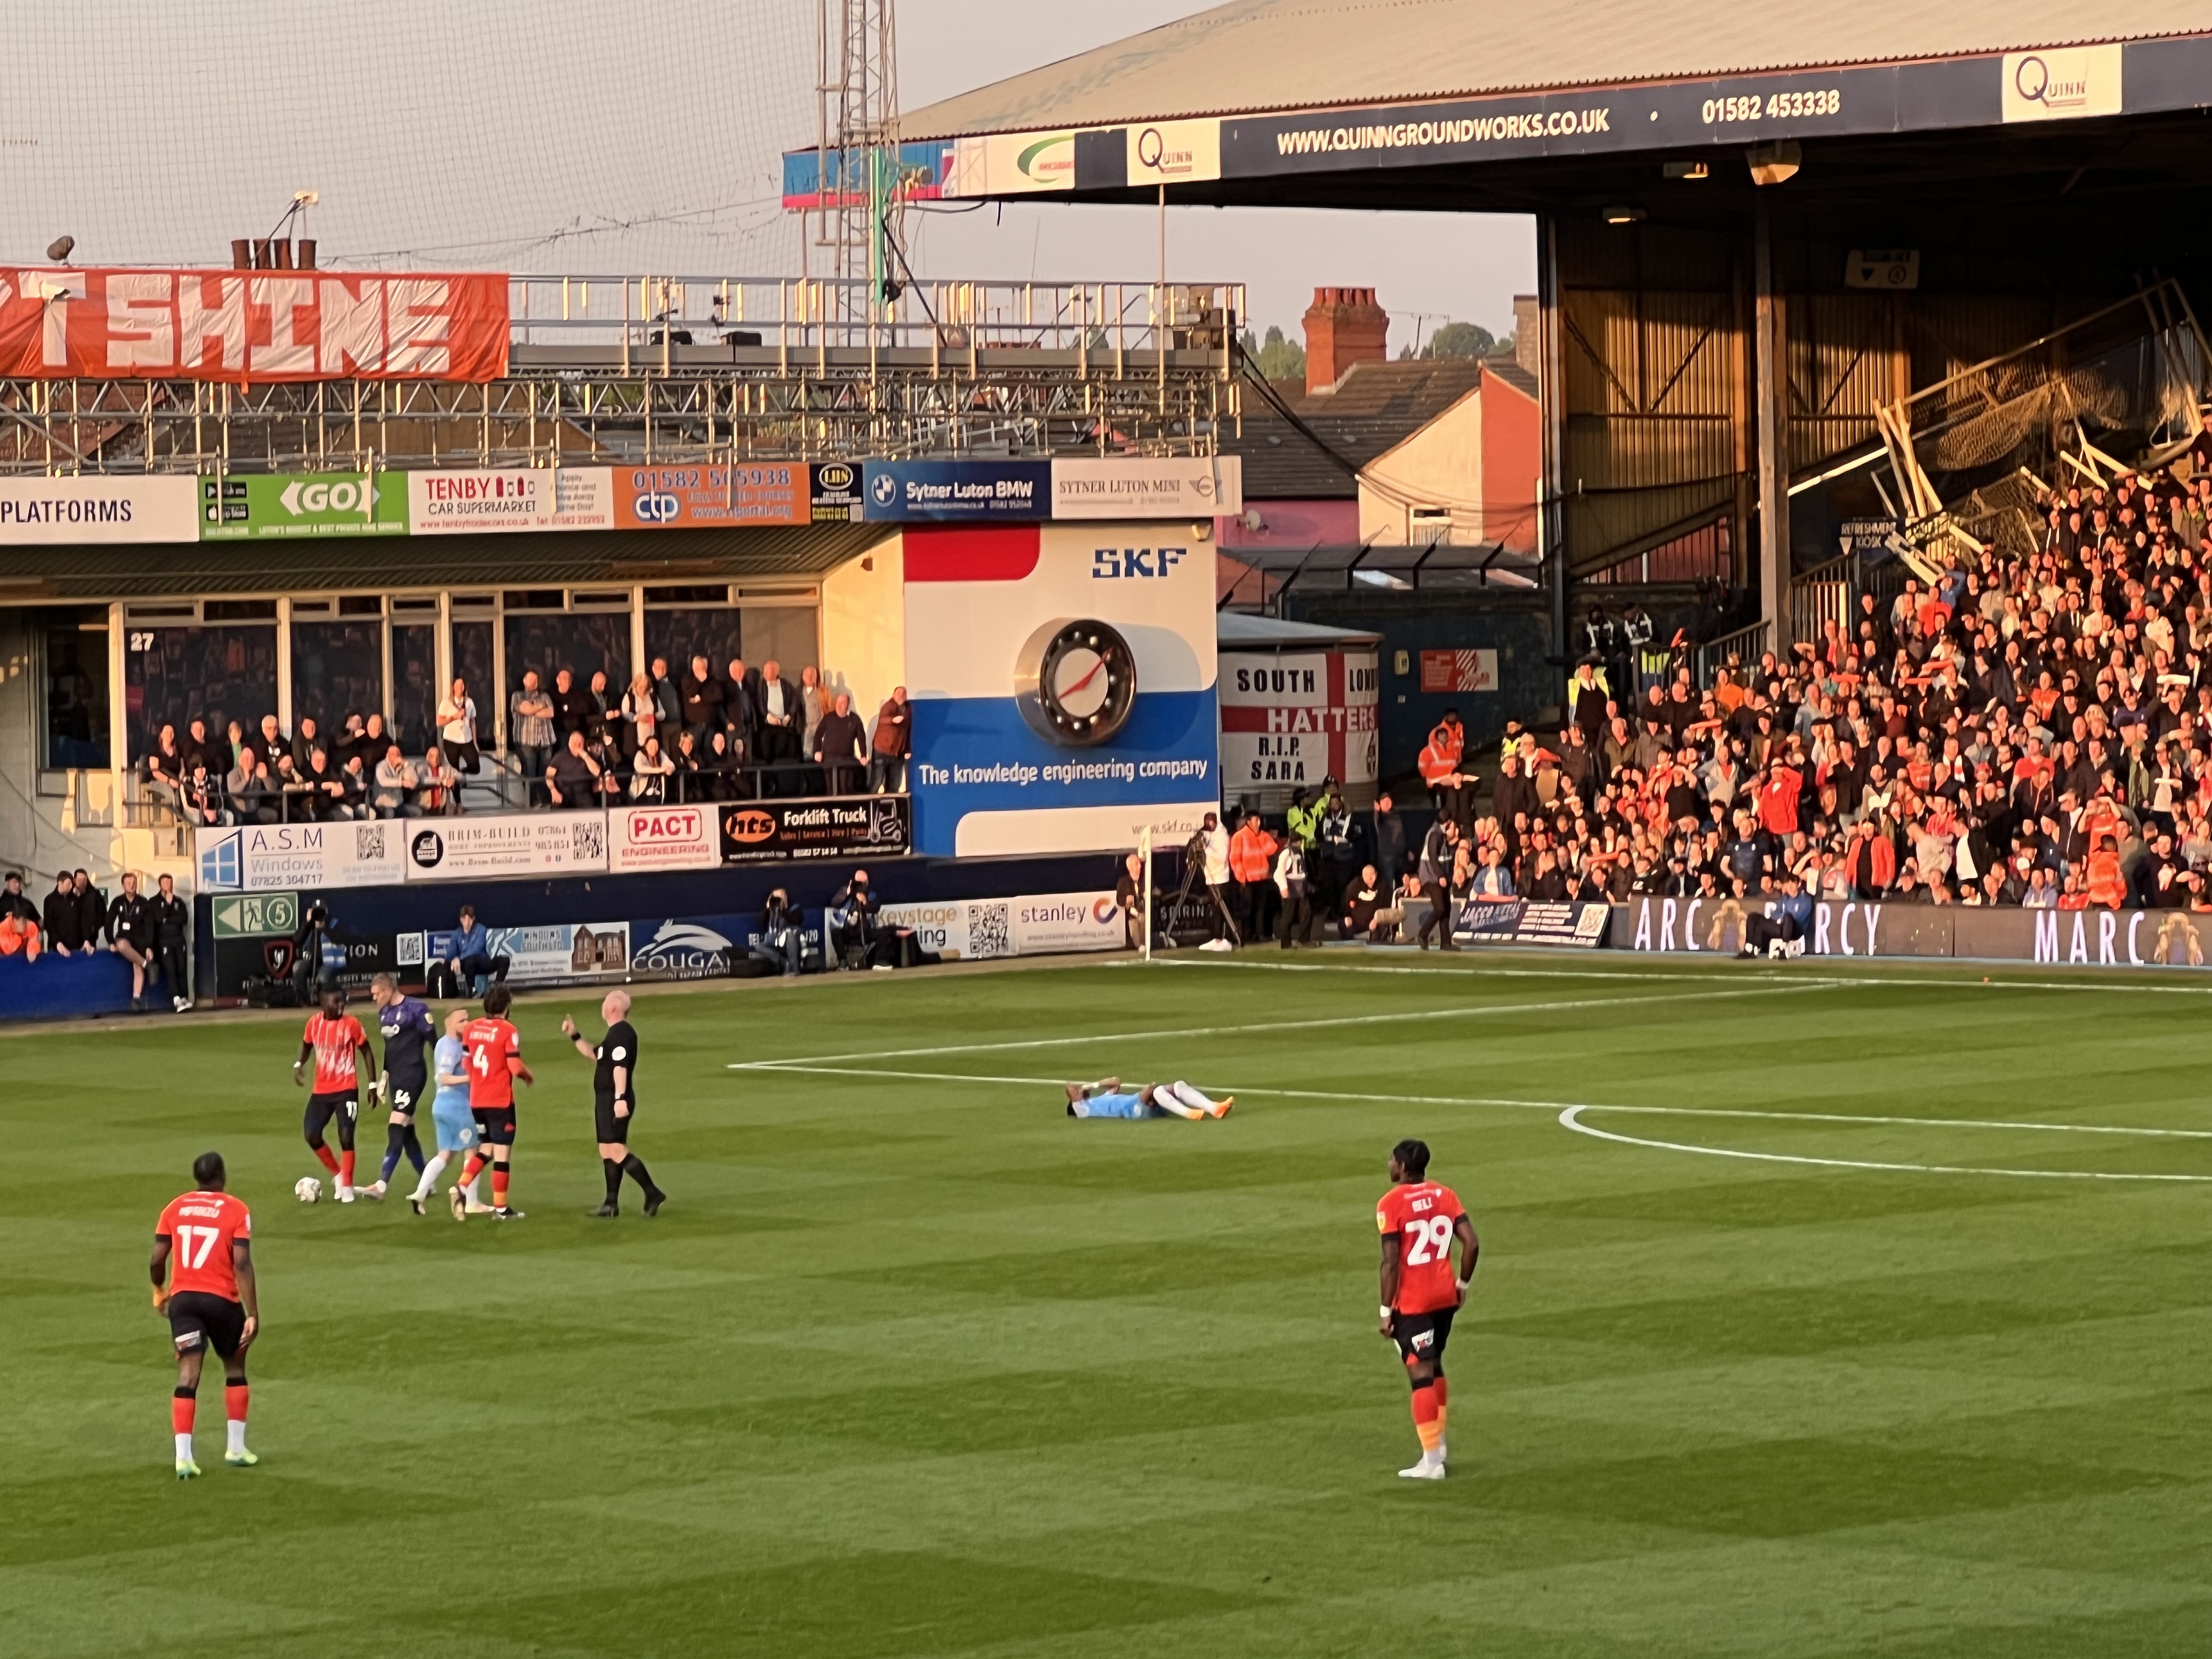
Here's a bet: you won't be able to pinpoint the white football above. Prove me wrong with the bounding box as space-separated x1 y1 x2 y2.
294 1176 323 1204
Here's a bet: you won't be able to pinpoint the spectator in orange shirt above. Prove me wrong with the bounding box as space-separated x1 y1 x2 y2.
1418 710 1472 826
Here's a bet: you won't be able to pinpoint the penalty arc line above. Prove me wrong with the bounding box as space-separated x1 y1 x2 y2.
1557 1103 2212 1183
726 982 1829 1070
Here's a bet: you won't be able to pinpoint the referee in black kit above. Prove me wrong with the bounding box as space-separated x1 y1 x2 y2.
562 990 667 1218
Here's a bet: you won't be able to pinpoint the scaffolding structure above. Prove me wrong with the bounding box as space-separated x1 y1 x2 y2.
0 275 1243 474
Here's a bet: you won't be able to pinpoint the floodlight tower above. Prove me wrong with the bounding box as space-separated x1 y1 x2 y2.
814 0 905 338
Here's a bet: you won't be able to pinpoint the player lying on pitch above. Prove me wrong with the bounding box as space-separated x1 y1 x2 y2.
1063 1077 1232 1119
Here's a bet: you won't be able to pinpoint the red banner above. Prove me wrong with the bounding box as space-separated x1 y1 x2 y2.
0 268 510 383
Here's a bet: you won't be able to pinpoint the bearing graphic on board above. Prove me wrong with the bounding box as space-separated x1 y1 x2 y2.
1014 617 1138 748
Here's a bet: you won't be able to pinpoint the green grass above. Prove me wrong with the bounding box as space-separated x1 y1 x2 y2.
8 951 2212 1656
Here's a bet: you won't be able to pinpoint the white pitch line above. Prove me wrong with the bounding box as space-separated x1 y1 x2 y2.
726 982 1824 1071
1558 1103 2212 1183
741 1064 2212 1143
1146 953 2212 996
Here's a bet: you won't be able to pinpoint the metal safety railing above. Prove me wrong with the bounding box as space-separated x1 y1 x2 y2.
508 274 1245 368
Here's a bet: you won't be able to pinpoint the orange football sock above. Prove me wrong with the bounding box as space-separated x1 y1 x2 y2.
1434 1374 1449 1436
491 1168 509 1207
1410 1383 1442 1454
225 1383 249 1425
459 1153 485 1186
171 1393 195 1435
312 1144 341 1175
338 1151 356 1188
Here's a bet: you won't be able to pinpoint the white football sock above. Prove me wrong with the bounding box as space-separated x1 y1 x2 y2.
464 1174 484 1205
1170 1081 1218 1111
227 1416 247 1454
412 1152 449 1200
174 1432 194 1461
1150 1089 1204 1120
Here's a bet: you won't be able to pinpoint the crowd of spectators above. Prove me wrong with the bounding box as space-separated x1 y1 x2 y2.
142 655 915 825
1417 464 2212 917
1 866 191 1010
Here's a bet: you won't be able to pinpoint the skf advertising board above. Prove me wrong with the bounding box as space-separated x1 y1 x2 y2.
0 269 508 382
903 523 1218 856
1218 650 1378 790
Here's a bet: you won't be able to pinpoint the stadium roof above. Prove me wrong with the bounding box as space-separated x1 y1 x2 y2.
0 523 891 601
902 0 2211 135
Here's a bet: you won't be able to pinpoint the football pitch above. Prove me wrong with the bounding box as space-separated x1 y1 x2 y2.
8 952 2211 1657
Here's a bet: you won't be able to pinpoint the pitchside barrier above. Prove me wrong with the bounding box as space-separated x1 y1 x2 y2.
190 849 1132 1004
1610 897 2212 968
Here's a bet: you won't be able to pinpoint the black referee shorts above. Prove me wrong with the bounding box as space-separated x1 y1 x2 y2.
594 1097 634 1144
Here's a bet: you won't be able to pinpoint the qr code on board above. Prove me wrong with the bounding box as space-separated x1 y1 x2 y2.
396 932 424 967
571 819 605 861
354 823 386 861
966 901 1012 961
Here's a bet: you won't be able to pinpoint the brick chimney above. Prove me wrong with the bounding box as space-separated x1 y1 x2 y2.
1301 286 1388 395
1513 294 1541 381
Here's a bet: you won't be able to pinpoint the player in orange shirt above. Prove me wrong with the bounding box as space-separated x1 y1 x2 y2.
455 983 533 1221
1375 1138 1479 1481
151 1151 260 1479
294 987 371 1201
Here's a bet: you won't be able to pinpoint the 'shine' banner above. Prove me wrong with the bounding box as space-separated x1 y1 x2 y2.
0 269 510 383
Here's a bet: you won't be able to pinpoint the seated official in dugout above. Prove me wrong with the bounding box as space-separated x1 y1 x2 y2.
1063 1077 1232 1119
1376 1137 1479 1481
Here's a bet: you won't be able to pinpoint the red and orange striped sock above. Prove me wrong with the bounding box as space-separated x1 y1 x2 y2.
225 1383 249 1426
491 1167 509 1208
338 1150 356 1189
459 1153 485 1188
1410 1384 1442 1455
312 1144 340 1175
1433 1374 1449 1437
171 1391 195 1437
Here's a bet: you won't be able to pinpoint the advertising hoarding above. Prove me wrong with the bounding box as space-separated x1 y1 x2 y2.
1611 896 2212 968
1419 650 1501 694
0 475 198 545
861 459 1051 522
0 269 508 382
718 795 910 862
608 804 720 873
1218 649 1379 791
1009 891 1123 955
611 464 809 529
810 461 864 522
876 898 1013 961
1050 455 1242 520
403 813 609 882
1454 898 1610 947
200 472 406 539
406 468 613 534
196 822 407 894
425 921 630 988
904 522 1219 857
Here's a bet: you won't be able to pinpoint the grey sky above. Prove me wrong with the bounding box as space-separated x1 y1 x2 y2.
1 1 1532 347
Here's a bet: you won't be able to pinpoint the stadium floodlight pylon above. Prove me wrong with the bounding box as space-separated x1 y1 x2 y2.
811 0 904 343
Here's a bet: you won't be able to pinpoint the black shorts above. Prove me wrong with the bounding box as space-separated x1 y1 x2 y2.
387 1076 427 1118
593 1097 634 1144
472 1105 517 1147
169 1291 246 1361
304 1091 359 1149
1390 1306 1455 1370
